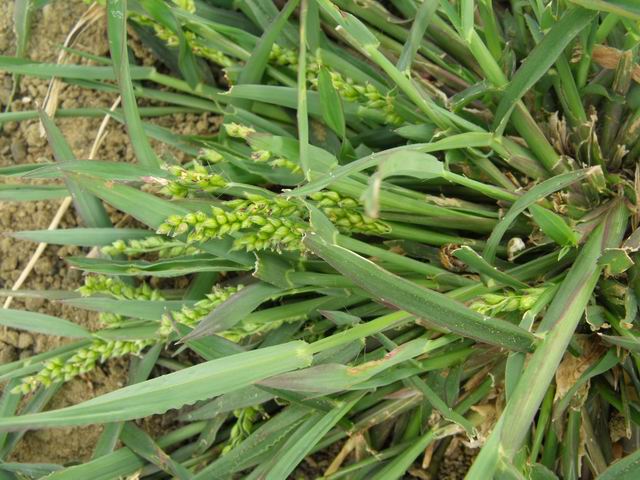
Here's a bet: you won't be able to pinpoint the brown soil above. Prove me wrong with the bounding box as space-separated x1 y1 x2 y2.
438 440 478 480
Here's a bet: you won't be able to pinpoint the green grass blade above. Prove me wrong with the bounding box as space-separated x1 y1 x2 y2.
483 168 596 264
247 132 338 173
0 380 21 451
0 384 62 457
262 336 453 393
63 298 195 321
193 406 311 480
297 0 310 178
304 224 536 353
317 66 346 138
138 0 201 87
600 334 640 353
396 0 438 72
597 448 640 479
492 7 597 129
181 386 273 421
0 184 68 201
237 0 300 87
91 345 161 459
372 424 456 480
12 228 151 246
0 342 312 430
6 0 34 110
0 463 62 477
0 56 154 80
362 151 443 216
39 111 112 228
66 255 247 277
48 422 207 479
452 246 528 289
0 289 79 301
529 204 579 247
107 0 159 168
67 174 186 226
258 394 362 479
13 0 33 64
468 202 628 478
120 423 192 479
23 160 168 181
289 132 494 196
183 283 283 340
0 309 91 338
0 106 204 123
569 0 640 20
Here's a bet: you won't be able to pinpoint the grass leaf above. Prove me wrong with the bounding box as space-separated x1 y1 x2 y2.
106 0 159 168
597 448 640 479
397 0 438 72
304 231 536 352
183 283 284 340
0 309 91 338
12 228 151 246
67 255 248 277
256 394 362 479
63 298 196 321
493 7 597 129
0 342 312 430
318 66 346 138
0 184 68 201
568 0 640 20
138 0 201 87
483 168 596 264
452 246 528 289
120 423 192 479
39 111 112 228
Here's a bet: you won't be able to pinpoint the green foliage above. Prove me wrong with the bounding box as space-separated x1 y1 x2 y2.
2 0 640 478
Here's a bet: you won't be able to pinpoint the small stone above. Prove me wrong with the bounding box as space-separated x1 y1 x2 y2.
10 139 27 162
18 333 34 349
196 119 208 132
0 344 17 364
0 85 11 106
0 31 8 53
3 121 18 133
34 257 53 275
1 255 18 271
25 297 45 310
1 330 20 348
24 123 47 148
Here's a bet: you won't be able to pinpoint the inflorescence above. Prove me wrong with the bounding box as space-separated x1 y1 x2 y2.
15 282 245 394
157 190 389 253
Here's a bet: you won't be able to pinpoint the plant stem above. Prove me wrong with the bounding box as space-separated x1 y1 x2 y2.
467 201 628 478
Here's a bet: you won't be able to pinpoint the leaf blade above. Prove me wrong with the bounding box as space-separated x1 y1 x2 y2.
304 232 536 352
493 8 597 128
0 341 312 430
0 309 91 338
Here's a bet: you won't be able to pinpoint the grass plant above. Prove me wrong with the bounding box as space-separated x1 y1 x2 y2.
1 0 640 478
